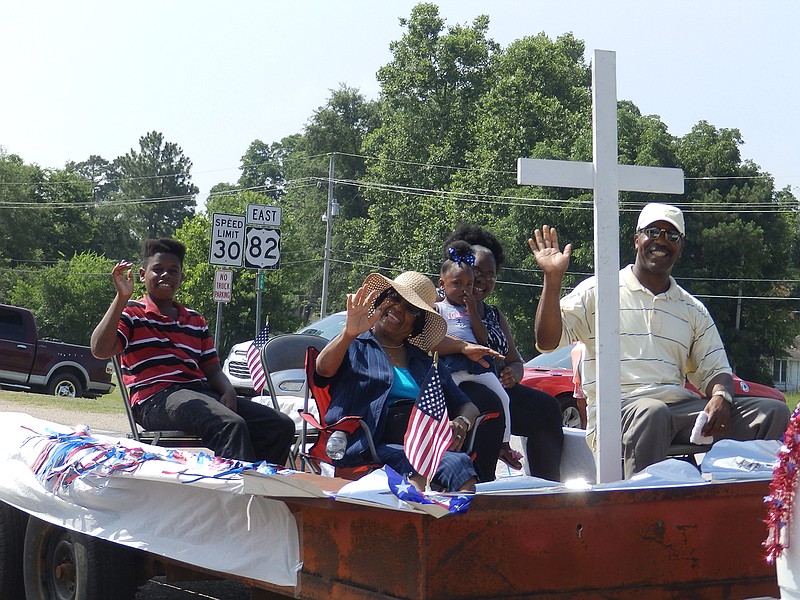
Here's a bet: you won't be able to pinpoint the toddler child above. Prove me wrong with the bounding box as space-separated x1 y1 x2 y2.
436 241 521 469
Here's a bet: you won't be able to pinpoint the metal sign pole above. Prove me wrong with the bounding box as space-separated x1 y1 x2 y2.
214 301 223 350
255 269 262 339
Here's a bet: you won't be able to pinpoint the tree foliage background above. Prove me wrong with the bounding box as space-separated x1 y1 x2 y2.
0 3 797 384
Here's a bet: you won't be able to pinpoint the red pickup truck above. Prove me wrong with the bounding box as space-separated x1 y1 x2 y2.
0 304 114 398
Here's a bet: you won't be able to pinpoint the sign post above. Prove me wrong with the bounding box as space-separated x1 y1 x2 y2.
213 268 233 345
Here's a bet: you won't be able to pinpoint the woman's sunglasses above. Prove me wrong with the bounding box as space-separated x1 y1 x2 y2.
384 288 422 318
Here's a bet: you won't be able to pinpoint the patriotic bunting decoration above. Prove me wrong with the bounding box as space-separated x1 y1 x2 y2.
23 427 167 492
765 405 799 562
21 426 286 493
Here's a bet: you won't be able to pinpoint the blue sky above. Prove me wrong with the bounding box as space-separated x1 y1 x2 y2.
2 1 797 202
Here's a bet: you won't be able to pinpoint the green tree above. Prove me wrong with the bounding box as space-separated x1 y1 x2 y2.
0 152 48 266
65 155 140 258
670 122 800 382
239 140 290 199
234 87 381 323
360 3 498 271
186 4 799 383
8 252 116 345
113 131 198 239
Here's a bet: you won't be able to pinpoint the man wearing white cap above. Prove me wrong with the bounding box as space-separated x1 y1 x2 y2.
529 203 790 478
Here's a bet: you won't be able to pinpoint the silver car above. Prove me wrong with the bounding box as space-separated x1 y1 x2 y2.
222 311 346 396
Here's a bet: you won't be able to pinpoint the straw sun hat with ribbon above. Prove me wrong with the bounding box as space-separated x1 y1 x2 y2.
362 271 447 352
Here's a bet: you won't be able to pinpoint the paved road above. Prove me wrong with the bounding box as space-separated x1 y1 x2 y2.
135 578 250 600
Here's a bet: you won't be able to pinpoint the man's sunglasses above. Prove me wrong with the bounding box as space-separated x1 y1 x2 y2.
638 227 683 244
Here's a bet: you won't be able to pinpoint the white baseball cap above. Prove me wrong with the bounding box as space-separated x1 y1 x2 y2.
637 203 685 236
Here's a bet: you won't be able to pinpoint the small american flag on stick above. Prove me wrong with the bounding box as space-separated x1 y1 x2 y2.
245 324 270 393
404 356 452 483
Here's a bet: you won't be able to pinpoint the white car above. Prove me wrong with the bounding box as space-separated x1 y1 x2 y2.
222 311 347 396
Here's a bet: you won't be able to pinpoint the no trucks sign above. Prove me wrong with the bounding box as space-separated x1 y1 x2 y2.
213 269 233 303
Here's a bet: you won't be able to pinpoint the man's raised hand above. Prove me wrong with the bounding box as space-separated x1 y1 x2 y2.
528 226 572 277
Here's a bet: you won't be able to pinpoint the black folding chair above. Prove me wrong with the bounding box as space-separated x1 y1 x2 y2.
112 355 204 447
667 442 713 467
259 334 330 468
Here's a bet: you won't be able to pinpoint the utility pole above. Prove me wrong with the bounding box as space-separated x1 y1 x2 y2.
320 154 335 318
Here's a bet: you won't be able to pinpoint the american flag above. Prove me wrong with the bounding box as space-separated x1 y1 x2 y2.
246 324 270 393
404 361 453 483
385 465 471 514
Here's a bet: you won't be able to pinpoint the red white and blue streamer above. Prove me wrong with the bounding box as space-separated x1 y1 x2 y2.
764 405 799 562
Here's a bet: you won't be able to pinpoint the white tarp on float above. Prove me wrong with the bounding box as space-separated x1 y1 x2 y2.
0 411 784 589
0 412 301 587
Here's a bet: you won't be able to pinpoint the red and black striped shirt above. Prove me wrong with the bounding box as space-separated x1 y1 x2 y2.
117 295 219 405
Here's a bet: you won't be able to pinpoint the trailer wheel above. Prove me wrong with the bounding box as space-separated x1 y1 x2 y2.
23 517 137 600
0 502 27 600
47 373 83 399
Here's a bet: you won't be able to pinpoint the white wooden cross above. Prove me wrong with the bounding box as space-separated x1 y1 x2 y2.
517 49 685 483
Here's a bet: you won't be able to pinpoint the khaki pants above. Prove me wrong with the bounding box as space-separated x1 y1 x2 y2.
618 395 790 479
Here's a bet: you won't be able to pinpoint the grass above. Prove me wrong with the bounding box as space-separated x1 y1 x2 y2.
786 391 800 413
1 386 797 417
0 387 125 414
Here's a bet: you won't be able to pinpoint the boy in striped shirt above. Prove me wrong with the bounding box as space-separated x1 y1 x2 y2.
91 238 294 464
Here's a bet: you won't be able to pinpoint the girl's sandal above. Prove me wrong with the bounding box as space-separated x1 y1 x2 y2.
499 445 523 470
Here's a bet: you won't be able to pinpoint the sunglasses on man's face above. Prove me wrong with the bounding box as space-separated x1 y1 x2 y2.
638 227 683 244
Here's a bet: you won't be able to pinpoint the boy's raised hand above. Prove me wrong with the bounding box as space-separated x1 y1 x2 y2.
112 260 135 298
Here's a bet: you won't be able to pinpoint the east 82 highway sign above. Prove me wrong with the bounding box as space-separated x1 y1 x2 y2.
244 227 280 270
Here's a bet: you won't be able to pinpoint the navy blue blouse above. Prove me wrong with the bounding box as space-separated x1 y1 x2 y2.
314 330 471 466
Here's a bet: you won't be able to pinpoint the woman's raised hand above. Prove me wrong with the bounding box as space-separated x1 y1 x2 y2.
528 226 572 277
344 284 380 338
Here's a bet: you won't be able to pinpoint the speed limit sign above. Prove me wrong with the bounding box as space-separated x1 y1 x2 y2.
244 227 281 270
209 213 245 267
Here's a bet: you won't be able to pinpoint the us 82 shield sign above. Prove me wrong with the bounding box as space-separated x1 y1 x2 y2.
245 227 280 270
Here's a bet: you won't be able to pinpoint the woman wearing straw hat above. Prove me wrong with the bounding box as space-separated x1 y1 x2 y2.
315 271 486 492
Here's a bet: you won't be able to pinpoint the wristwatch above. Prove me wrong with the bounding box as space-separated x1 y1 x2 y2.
712 390 733 404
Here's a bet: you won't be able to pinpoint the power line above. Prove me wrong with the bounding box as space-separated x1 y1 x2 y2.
0 178 320 209
329 176 797 213
3 147 796 190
